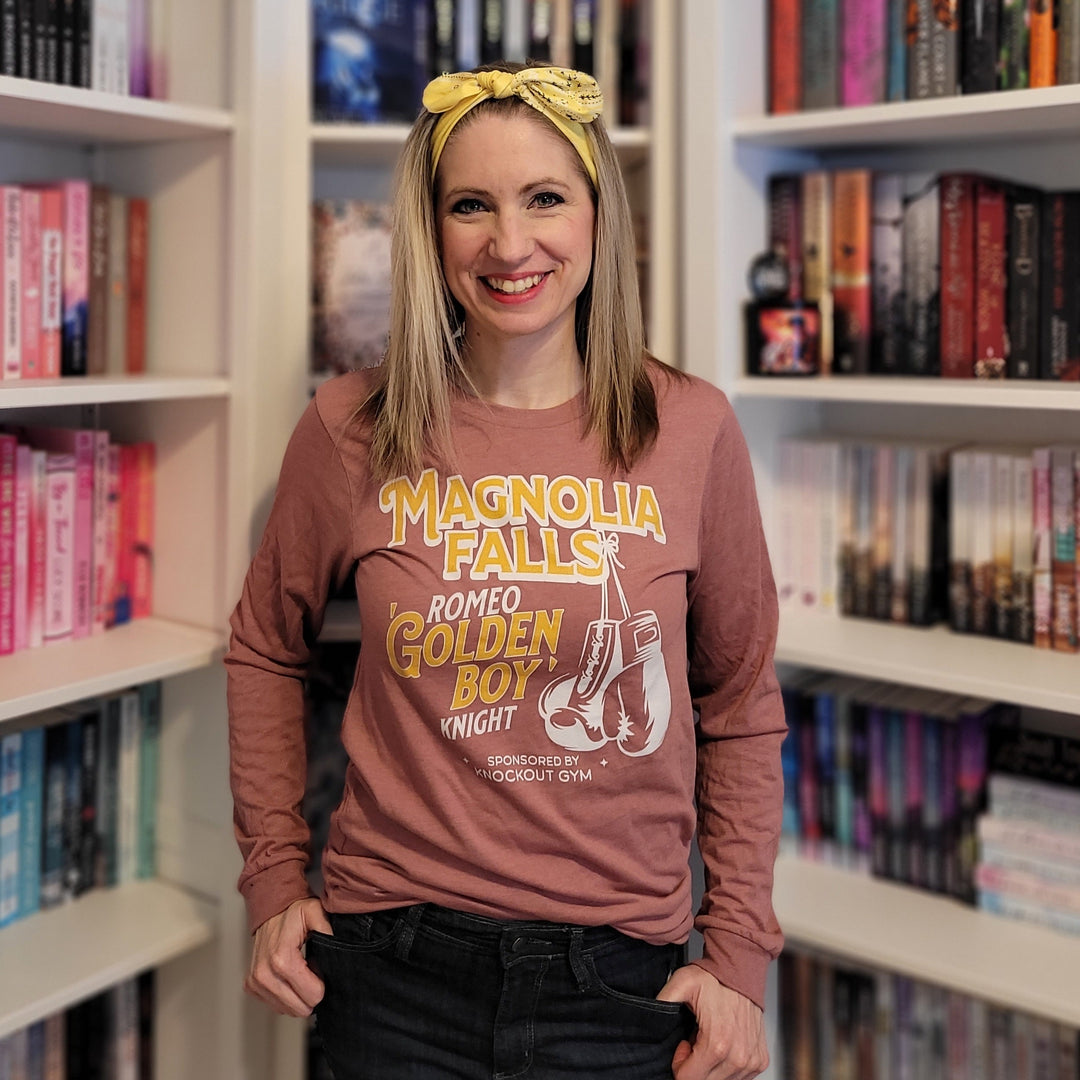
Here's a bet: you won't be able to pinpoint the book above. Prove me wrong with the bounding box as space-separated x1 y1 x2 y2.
37 0 58 82
571 0 596 72
1 0 17 74
429 0 456 74
768 173 804 302
871 172 904 375
0 434 13 655
991 450 1017 637
17 0 32 78
481 0 504 63
148 0 168 98
907 0 959 98
841 0 887 106
40 719 66 907
117 687 140 882
1000 0 1031 87
802 0 839 109
950 449 973 632
27 448 45 649
886 0 906 99
617 0 649 127
938 173 976 379
18 724 43 919
61 178 90 377
0 731 20 926
96 693 120 885
136 680 160 877
802 171 833 373
901 172 941 376
974 178 1007 379
87 184 110 376
131 440 153 618
12 443 29 652
106 192 127 375
128 0 148 94
311 0 428 123
1012 451 1035 643
92 0 129 94
37 185 62 379
125 195 148 374
769 0 802 113
2 184 21 381
77 703 99 895
1030 0 1058 88
20 186 42 379
963 0 1002 92
871 442 894 621
58 0 75 84
831 169 872 375
1006 185 1041 379
1040 191 1080 381
311 199 392 377
971 448 995 636
60 713 83 900
91 429 108 633
909 442 950 626
1050 446 1078 652
991 717 1080 790
1033 446 1053 649
890 443 911 621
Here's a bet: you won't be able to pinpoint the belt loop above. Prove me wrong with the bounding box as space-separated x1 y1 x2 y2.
567 928 591 992
395 903 425 961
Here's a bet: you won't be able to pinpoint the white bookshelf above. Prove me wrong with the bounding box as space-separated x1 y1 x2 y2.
0 880 215 1041
0 374 231 408
773 856 1080 1029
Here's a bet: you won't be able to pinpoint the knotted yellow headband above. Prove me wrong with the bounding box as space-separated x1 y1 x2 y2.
422 67 603 187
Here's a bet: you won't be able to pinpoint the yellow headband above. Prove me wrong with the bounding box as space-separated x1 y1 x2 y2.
422 67 603 187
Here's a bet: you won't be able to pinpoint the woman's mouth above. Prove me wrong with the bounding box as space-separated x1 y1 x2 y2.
482 272 547 295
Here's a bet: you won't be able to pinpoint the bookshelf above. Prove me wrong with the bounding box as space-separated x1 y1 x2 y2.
683 2 1080 1073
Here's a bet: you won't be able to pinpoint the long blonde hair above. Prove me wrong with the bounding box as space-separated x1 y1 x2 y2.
363 64 665 480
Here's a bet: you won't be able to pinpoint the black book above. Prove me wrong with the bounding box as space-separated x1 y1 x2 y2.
32 0 53 81
62 716 84 900
57 0 74 84
1039 191 1080 380
41 721 68 908
962 0 1001 93
76 0 88 86
78 705 99 896
572 0 595 74
1 0 18 75
429 0 455 76
480 0 502 64
528 0 553 62
17 0 32 78
988 722 1080 790
1006 185 1041 379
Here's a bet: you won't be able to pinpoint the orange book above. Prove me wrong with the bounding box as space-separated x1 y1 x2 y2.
125 197 148 374
1030 0 1058 87
831 169 873 375
131 441 154 619
769 0 802 113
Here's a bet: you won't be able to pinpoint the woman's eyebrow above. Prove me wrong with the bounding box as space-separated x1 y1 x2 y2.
442 178 571 200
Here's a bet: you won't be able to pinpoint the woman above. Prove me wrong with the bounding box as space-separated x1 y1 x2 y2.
226 63 786 1080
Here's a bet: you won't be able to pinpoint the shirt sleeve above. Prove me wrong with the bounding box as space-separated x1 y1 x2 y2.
686 401 787 1011
225 397 356 933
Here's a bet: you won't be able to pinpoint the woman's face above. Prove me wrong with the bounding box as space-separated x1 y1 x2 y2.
436 111 595 354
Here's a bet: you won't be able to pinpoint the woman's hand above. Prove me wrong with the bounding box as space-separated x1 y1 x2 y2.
657 966 769 1080
245 897 334 1017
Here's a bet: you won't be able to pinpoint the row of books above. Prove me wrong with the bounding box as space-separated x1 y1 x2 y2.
0 684 161 930
0 427 154 657
768 0 1079 115
311 0 651 128
774 438 1080 654
780 672 1004 902
0 0 170 98
0 181 149 381
778 948 1079 1080
762 169 1076 380
0 972 154 1080
976 723 1080 937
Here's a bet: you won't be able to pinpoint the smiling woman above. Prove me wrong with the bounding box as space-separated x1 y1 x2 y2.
226 60 785 1080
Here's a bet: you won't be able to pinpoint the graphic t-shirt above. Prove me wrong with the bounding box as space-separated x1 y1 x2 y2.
226 364 786 1009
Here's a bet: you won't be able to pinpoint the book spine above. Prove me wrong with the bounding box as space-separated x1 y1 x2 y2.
940 719 961 897
0 435 14 656
58 0 75 84
125 196 147 374
903 173 941 376
974 178 1008 379
992 453 1016 637
907 0 934 97
908 446 935 625
593 0 619 115
68 429 93 639
930 0 960 94
982 813 1080 864
939 173 976 379
841 0 887 105
802 0 839 109
1041 191 1070 379
106 192 126 374
871 172 904 374
957 709 988 903
868 705 889 877
834 693 854 866
1006 186 1040 379
2 185 22 381
1033 446 1053 648
103 442 119 627
1012 452 1035 643
832 170 872 374
802 171 834 373
1051 446 1079 650
128 0 147 94
950 449 973 632
77 706 98 894
481 0 503 63
147 0 167 98
1030 0 1058 87
18 0 33 77
780 685 803 849
113 442 136 624
904 708 925 887
17 725 43 918
38 187 62 379
768 173 803 301
1000 0 1031 87
963 0 1002 91
117 688 139 882
1060 0 1080 81
13 443 29 652
886 706 906 881
0 732 21 926
971 449 995 636
44 452 75 643
818 440 842 613
136 680 159 877
61 179 89 377
20 188 42 380
769 0 802 112
887 0 906 98
922 713 944 892
570 0 595 71
40 722 65 907
872 443 894 621
430 0 456 73
815 691 838 863
97 694 119 885
990 771 1080 819
617 0 646 126
87 185 109 377
853 442 874 614
131 440 152 617
91 429 108 633
27 449 45 648
1 0 17 74
798 692 821 858
892 445 912 624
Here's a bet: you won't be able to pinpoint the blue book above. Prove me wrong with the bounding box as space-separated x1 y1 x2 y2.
137 681 161 879
887 0 907 100
814 686 838 863
779 682 804 848
62 717 84 901
18 725 44 919
833 686 855 868
0 731 22 926
802 0 840 110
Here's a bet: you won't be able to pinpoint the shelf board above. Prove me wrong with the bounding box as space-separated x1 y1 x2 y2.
0 618 224 724
774 855 1080 1027
0 78 234 143
0 879 215 1040
319 599 362 643
776 610 1080 716
733 84 1080 150
0 374 231 409
733 375 1080 410
310 122 650 166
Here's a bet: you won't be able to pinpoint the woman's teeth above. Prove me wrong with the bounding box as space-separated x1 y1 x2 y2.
485 273 544 294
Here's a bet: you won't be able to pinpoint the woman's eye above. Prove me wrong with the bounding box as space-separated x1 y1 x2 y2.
533 191 564 209
452 198 486 214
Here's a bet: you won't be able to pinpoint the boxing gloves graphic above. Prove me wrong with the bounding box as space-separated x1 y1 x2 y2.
539 609 671 757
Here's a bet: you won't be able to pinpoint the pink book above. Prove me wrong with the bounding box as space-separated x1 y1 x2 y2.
113 444 138 625
2 185 22 380
19 427 94 639
44 452 76 645
20 188 42 379
92 430 109 633
38 187 62 379
132 441 154 618
842 0 888 106
27 449 46 648
13 443 30 652
0 434 14 654
103 443 120 628
61 180 90 377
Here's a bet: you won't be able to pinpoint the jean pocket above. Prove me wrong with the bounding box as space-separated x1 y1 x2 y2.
583 946 686 1017
307 911 404 955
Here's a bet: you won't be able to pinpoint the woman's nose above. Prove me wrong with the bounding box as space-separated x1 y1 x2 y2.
488 213 534 264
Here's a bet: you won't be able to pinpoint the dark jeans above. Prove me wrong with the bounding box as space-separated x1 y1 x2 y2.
305 903 695 1079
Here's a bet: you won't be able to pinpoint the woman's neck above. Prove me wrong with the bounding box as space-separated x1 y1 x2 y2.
461 325 584 409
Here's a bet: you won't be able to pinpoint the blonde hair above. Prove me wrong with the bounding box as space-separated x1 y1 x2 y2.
363 65 666 481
